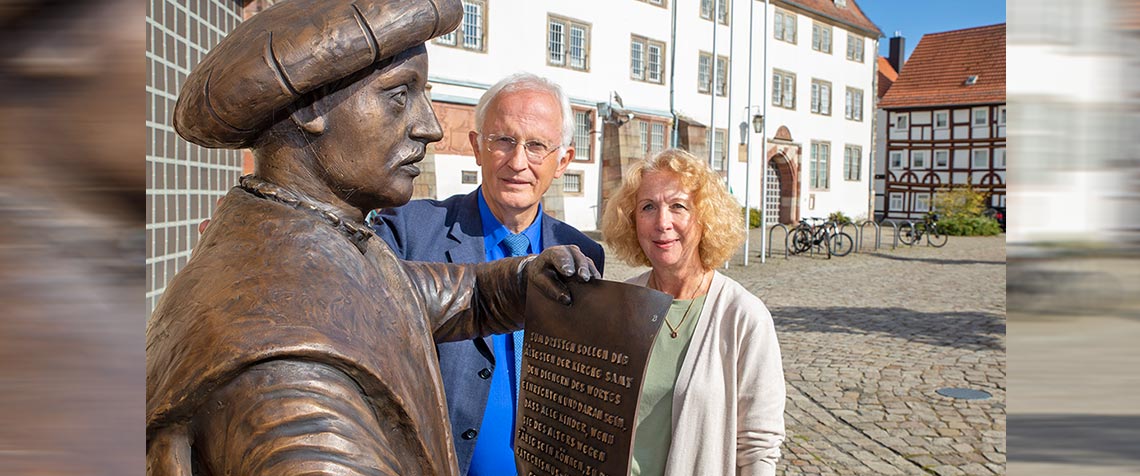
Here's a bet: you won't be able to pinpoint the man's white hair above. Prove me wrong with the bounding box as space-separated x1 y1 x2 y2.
474 72 575 148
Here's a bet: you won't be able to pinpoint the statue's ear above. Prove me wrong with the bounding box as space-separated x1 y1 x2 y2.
288 100 326 135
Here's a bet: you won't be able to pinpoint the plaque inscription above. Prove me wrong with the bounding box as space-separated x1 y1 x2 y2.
517 280 672 476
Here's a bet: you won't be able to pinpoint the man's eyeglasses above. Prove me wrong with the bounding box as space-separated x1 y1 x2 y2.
481 133 561 164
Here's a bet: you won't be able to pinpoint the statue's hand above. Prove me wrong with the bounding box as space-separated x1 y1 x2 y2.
523 245 601 306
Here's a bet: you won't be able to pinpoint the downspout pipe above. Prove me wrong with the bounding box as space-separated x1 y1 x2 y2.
669 0 679 147
759 0 769 264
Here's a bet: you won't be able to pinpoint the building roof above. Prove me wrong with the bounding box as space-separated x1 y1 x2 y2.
879 23 1005 109
779 0 882 38
876 56 897 99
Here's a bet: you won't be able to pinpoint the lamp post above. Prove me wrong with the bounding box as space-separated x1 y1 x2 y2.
752 111 765 265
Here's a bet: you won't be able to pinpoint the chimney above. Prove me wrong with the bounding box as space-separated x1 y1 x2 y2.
888 32 905 73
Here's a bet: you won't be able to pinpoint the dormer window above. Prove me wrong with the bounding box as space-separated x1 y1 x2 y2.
834 0 847 6
964 75 979 85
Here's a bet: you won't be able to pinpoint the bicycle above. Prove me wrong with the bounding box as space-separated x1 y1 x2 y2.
899 213 948 248
789 217 854 257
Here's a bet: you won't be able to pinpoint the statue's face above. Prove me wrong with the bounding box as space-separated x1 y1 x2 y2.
309 44 442 211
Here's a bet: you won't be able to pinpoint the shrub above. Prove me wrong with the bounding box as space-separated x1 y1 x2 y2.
933 185 986 218
741 207 762 228
928 185 1002 236
828 211 853 225
935 215 1002 236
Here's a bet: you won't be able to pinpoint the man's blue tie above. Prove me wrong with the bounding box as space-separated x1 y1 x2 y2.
501 233 530 398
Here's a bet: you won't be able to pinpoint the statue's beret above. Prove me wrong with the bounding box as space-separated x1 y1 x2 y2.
173 0 461 149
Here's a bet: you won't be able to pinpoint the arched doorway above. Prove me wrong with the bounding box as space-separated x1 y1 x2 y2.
765 160 781 227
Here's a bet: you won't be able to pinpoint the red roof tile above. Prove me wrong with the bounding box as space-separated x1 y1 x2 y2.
876 56 897 99
779 0 882 38
879 23 1005 109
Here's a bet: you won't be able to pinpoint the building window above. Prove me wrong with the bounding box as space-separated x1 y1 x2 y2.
972 149 990 168
562 171 583 194
997 106 1007 126
845 33 864 62
573 109 593 161
934 111 949 129
995 148 1006 168
700 0 729 25
715 56 728 96
844 145 861 181
548 16 590 71
915 193 931 212
810 141 830 189
698 54 711 94
889 192 903 211
811 22 832 54
892 113 909 132
774 9 796 44
934 149 949 168
810 79 831 115
834 0 847 6
461 170 479 184
637 0 668 8
771 70 796 109
844 87 863 121
630 36 666 84
709 128 727 171
972 107 988 127
651 122 666 154
912 150 929 169
698 52 728 96
638 118 668 157
889 151 904 169
435 0 486 52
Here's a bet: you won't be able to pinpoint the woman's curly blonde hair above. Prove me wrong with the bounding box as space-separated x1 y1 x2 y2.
601 148 746 269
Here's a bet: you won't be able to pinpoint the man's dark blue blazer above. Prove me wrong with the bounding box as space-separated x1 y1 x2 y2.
370 190 605 475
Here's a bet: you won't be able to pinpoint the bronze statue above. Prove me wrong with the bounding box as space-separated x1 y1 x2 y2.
145 1 599 475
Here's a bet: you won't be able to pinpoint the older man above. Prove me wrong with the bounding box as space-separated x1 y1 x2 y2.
371 73 605 476
145 2 598 476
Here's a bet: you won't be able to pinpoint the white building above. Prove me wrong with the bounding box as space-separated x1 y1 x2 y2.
421 0 882 231
144 0 884 311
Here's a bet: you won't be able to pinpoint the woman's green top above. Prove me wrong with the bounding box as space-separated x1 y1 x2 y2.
629 294 706 476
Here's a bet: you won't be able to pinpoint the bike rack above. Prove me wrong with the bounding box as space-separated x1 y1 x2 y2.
879 219 903 250
856 220 881 251
839 222 860 254
767 223 791 259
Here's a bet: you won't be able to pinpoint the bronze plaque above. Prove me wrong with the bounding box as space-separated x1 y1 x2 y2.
516 279 672 476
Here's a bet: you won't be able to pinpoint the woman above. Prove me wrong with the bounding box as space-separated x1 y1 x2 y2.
602 149 785 476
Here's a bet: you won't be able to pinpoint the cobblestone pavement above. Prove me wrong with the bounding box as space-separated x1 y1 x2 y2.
602 230 1006 475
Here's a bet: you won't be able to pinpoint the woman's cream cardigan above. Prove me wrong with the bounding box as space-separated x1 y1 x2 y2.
628 271 786 476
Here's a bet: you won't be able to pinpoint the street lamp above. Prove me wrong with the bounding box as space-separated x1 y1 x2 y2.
752 113 764 134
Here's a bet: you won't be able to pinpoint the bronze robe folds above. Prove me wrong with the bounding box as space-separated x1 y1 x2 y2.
146 188 528 476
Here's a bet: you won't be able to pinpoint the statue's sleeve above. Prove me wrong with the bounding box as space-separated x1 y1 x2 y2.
187 360 417 476
400 257 530 343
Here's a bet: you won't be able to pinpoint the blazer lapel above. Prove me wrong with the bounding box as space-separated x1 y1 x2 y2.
444 191 485 265
443 191 493 357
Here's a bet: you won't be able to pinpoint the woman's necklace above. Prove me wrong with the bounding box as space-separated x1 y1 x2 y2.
651 271 710 339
